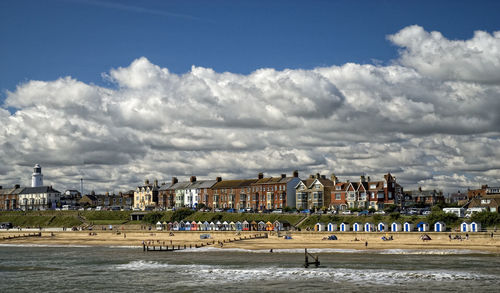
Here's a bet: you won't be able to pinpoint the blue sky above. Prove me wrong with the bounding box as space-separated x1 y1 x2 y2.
1 0 499 102
1 0 500 193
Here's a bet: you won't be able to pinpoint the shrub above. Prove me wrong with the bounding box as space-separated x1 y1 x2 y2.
471 211 500 227
426 211 458 226
171 208 196 222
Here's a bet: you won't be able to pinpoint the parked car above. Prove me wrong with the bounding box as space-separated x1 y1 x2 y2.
358 210 370 216
374 210 386 215
214 208 224 212
422 210 431 215
272 209 283 214
300 209 311 214
341 210 352 215
326 210 337 214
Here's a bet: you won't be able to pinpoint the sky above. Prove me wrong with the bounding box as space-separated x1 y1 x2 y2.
1 0 500 194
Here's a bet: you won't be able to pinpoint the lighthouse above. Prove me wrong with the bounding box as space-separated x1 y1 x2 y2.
32 164 43 187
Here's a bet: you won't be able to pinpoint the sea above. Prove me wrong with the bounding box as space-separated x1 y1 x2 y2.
0 245 499 292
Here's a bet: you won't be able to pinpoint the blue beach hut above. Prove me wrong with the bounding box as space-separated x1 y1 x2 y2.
352 222 362 232
236 221 243 231
434 221 446 232
327 223 337 232
364 222 374 232
340 222 350 232
460 222 469 232
470 222 481 232
391 222 402 232
417 222 429 232
377 222 388 232
403 222 414 232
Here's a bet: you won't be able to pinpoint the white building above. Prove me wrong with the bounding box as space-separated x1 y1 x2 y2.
32 164 43 187
19 186 61 211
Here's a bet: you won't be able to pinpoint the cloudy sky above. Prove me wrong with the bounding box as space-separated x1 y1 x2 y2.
1 0 499 194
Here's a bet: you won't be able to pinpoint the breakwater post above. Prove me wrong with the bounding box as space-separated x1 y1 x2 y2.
304 248 320 268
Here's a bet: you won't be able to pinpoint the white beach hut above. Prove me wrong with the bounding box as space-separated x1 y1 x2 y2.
242 220 249 231
216 221 222 231
258 221 266 231
197 221 203 231
209 221 216 231
377 222 388 232
185 221 191 231
391 222 402 232
434 221 446 232
470 222 481 232
156 221 163 231
460 222 469 232
340 222 350 232
352 222 362 232
417 222 429 232
403 222 414 232
327 223 337 232
173 221 180 231
222 221 230 231
364 222 374 232
315 222 326 231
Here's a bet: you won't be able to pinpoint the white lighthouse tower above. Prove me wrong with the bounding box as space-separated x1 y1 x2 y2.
32 164 43 187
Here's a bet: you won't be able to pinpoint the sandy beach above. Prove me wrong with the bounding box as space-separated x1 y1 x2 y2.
1 229 499 253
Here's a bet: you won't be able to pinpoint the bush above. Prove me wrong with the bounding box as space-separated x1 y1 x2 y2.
471 211 500 227
389 212 400 221
426 211 458 226
384 205 397 213
171 208 195 222
143 212 164 224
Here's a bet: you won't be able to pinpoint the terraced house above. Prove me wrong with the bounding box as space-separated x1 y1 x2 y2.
295 174 334 210
133 179 159 211
249 171 300 210
211 178 257 210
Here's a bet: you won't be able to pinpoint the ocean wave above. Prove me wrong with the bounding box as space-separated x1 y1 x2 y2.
112 260 496 284
0 243 92 248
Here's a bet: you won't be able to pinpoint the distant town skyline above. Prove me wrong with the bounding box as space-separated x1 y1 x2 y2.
1 0 500 193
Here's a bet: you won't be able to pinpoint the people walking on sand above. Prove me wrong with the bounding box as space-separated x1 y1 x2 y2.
365 241 368 248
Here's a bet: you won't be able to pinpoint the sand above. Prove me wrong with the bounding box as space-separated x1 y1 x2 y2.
1 229 499 253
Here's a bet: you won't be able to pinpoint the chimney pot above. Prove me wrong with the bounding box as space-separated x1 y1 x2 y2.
216 177 222 182
15 184 20 189
321 175 326 179
190 176 197 183
281 174 286 179
171 177 178 185
145 179 150 185
293 170 299 177
316 173 320 179
258 173 264 179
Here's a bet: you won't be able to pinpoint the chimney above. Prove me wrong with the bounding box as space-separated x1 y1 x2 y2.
367 176 371 182
331 174 337 185
0 186 2 189
190 176 197 183
419 186 422 192
360 175 366 182
293 170 299 178
154 179 158 186
171 177 178 185
309 175 315 179
145 179 150 185
15 184 20 189
216 177 222 182
258 173 264 179
281 174 286 179
321 175 326 179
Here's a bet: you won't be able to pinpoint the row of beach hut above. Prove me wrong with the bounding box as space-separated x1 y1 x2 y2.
314 221 482 232
156 220 291 231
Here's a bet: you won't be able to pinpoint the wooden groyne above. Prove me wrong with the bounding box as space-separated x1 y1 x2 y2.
2 232 42 240
143 233 268 252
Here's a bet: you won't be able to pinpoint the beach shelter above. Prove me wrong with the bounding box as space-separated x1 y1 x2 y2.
340 222 350 232
242 220 249 231
403 222 413 232
273 220 282 231
196 221 203 231
266 221 274 231
222 221 229 231
377 222 388 232
191 221 198 231
434 221 446 232
364 222 374 232
216 221 222 231
470 222 481 232
173 221 180 231
229 221 236 231
184 221 191 231
236 221 243 231
352 222 362 232
314 222 326 231
460 222 469 232
327 223 337 232
156 221 163 231
258 221 266 231
391 222 402 232
209 222 216 231
417 222 429 232
250 221 258 231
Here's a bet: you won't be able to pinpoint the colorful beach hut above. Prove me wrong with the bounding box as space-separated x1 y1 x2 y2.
191 221 198 231
229 221 236 231
197 221 203 231
273 220 282 231
377 222 388 232
250 221 258 231
167 222 173 231
403 222 413 232
172 221 180 231
184 221 191 231
266 221 274 231
200 221 208 231
470 222 481 232
258 221 266 231
364 222 374 232
460 222 469 232
236 221 243 231
242 220 249 231
327 223 337 232
340 222 350 232
417 222 429 232
216 221 222 231
352 222 362 232
434 221 446 232
391 222 402 232
315 222 326 231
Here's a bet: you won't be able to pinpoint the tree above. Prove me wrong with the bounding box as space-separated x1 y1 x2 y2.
471 211 500 227
171 208 195 222
143 212 163 224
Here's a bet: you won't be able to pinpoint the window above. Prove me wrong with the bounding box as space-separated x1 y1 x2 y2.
335 193 341 200
315 184 321 189
370 184 376 189
336 185 341 190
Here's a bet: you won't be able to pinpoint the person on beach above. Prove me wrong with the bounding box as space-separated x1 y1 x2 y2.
365 241 368 248
269 249 273 253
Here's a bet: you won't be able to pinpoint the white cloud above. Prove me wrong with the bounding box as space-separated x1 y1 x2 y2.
1 25 500 193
